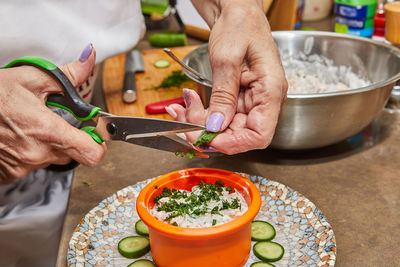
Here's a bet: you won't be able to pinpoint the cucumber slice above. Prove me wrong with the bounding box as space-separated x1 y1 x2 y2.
253 241 284 262
153 59 170 68
148 33 187 47
127 259 156 267
251 221 276 241
118 236 150 258
250 262 275 267
135 220 149 236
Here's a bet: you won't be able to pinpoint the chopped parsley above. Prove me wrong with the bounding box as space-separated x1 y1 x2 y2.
82 181 93 187
147 70 190 90
175 151 196 159
154 187 172 204
153 180 243 225
175 151 185 157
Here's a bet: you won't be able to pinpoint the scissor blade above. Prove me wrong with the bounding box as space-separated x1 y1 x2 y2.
94 116 204 141
125 135 208 158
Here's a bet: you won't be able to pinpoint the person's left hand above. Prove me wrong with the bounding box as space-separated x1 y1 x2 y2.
165 0 288 154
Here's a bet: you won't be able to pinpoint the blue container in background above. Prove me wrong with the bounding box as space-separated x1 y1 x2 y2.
334 0 378 37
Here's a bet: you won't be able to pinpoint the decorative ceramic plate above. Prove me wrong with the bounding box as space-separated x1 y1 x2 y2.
67 174 336 267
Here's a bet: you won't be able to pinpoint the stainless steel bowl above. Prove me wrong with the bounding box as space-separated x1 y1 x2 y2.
183 31 400 149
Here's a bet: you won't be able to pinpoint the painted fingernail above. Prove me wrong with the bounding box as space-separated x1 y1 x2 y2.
165 106 177 119
183 88 192 108
206 112 224 132
79 44 92 62
198 145 217 152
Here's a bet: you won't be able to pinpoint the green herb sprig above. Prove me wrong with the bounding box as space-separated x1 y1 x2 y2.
147 70 190 90
193 130 220 146
153 180 242 224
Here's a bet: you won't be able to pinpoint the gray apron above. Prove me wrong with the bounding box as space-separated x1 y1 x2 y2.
0 170 72 267
0 109 79 267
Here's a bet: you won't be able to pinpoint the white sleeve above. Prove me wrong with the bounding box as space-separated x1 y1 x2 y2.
0 0 146 65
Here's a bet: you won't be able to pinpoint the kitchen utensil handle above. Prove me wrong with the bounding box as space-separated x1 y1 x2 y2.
45 67 101 121
46 160 80 172
145 96 185 114
122 71 137 103
3 56 104 172
3 56 101 121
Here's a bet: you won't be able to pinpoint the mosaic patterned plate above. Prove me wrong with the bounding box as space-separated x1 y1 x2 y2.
67 174 336 267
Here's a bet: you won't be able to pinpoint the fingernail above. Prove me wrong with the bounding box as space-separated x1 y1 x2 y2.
165 106 177 119
79 44 92 62
183 88 192 108
206 112 224 132
198 145 217 152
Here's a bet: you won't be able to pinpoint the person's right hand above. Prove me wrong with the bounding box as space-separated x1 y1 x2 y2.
0 44 106 183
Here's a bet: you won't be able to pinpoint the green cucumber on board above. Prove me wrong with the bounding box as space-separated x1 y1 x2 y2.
118 236 150 258
127 259 157 267
251 221 276 241
253 241 285 262
135 220 149 236
148 33 187 47
250 262 275 267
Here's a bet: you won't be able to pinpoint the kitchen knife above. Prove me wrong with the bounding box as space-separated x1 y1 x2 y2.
123 49 145 103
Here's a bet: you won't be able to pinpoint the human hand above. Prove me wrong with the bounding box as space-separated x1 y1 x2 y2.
0 44 106 183
166 0 288 154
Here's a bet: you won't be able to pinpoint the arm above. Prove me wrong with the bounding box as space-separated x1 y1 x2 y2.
0 45 106 183
167 0 288 154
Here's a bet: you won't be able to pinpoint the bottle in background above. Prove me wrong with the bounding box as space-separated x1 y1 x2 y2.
334 0 378 37
384 1 400 45
372 0 386 40
295 0 306 30
383 1 400 112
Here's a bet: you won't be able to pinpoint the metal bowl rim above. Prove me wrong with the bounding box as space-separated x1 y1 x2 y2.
183 31 400 99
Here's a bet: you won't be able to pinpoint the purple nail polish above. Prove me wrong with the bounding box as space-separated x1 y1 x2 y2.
198 145 217 152
79 44 92 62
206 112 224 132
183 88 191 108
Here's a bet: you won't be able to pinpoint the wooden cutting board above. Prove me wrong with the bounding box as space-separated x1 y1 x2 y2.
102 46 199 120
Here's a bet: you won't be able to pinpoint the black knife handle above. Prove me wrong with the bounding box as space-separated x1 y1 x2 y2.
122 71 137 103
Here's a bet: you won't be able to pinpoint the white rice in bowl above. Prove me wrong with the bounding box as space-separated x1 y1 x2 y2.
150 180 248 228
281 51 371 94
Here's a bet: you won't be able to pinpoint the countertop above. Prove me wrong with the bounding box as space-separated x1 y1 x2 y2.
56 22 400 267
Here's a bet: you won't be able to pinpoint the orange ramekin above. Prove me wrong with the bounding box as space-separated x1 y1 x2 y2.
136 168 261 267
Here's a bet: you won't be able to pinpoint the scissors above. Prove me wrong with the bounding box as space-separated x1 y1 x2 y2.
3 56 207 171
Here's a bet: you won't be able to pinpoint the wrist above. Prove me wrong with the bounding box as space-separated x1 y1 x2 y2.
218 0 263 10
192 0 264 28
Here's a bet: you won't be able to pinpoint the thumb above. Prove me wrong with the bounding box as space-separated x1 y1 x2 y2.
57 44 104 165
47 44 105 165
59 44 96 89
206 45 243 133
37 44 96 100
